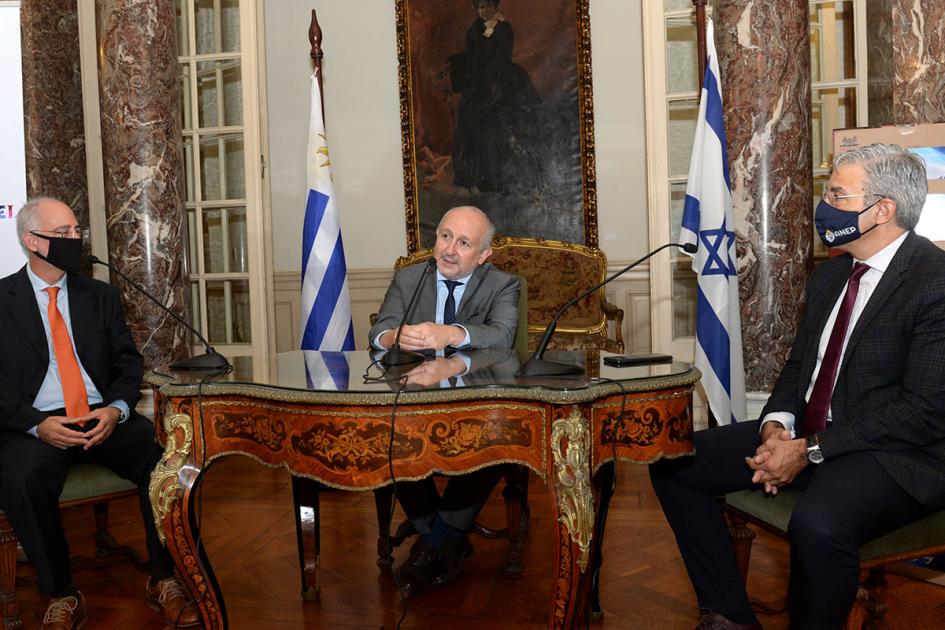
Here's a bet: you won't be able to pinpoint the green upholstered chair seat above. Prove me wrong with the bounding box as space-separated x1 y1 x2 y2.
58 464 137 503
725 489 945 563
0 463 136 515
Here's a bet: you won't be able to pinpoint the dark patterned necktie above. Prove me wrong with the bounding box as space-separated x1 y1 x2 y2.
443 280 463 325
800 262 870 436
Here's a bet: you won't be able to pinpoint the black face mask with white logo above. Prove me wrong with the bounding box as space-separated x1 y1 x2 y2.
30 232 83 274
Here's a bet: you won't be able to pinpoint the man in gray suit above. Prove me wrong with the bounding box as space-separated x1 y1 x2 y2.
369 205 520 595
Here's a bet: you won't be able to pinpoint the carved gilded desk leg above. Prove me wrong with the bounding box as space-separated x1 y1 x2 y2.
149 411 225 629
548 406 595 629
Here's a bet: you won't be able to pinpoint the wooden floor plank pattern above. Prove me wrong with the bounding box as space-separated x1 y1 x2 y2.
12 458 945 629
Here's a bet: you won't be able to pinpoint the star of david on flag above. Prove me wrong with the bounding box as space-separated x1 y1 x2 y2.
300 72 355 351
679 18 746 425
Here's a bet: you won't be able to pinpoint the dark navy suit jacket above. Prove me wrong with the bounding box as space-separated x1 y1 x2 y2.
761 232 945 506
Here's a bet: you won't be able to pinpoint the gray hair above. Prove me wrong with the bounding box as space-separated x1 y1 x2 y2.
833 143 928 231
437 206 496 252
15 197 59 255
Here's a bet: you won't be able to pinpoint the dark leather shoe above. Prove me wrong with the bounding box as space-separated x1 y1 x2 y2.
395 540 440 596
695 611 762 630
42 592 87 630
430 534 473 586
147 577 201 627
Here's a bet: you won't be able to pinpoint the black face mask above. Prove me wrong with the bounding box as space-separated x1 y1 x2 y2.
30 233 83 274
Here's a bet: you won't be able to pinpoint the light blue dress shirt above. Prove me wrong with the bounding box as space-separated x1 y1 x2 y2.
374 270 473 349
26 265 129 436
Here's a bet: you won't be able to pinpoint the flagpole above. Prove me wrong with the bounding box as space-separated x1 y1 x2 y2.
308 9 325 123
693 0 707 99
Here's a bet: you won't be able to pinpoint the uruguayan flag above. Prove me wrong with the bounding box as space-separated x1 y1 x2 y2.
303 350 351 391
679 19 746 425
300 73 355 351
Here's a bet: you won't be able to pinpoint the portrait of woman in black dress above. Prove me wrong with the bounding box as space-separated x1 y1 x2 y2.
398 0 591 249
450 0 541 194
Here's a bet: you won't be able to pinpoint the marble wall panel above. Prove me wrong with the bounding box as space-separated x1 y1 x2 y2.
20 0 88 224
715 0 813 392
893 0 945 124
867 0 895 127
97 0 189 369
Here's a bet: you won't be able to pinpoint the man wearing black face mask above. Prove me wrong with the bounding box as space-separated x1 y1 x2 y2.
650 143 945 630
0 198 199 629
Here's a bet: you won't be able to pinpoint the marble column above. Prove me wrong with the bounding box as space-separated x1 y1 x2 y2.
20 0 88 223
892 0 945 124
714 1 813 393
867 0 895 126
97 0 189 369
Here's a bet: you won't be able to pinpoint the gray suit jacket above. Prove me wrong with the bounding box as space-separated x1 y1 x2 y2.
369 261 520 350
761 232 945 507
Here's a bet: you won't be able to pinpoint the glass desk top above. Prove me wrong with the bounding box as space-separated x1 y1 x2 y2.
150 350 697 401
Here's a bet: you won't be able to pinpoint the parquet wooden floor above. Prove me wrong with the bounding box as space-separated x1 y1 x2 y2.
12 459 945 629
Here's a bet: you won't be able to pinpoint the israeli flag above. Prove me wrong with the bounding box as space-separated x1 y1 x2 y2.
679 19 746 425
300 73 355 351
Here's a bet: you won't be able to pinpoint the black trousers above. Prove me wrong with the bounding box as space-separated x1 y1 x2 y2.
649 420 935 630
396 466 507 535
0 412 175 595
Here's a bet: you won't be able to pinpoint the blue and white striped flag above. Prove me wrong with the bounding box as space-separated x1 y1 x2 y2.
303 350 351 391
300 73 355 351
679 19 746 425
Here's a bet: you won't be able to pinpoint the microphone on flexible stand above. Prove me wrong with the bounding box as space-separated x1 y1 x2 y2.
518 241 699 377
380 258 438 369
86 255 231 371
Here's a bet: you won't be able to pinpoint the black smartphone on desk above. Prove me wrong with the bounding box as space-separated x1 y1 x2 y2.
603 353 673 367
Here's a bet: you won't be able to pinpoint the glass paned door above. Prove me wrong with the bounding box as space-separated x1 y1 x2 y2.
176 0 268 377
809 0 868 258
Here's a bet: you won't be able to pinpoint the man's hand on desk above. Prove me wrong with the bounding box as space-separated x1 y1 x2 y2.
746 423 807 494
403 356 467 387
384 322 465 351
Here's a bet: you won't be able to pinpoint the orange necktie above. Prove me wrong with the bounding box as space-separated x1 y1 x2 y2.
44 286 90 423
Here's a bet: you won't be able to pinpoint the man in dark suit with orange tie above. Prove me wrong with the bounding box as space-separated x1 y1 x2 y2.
650 144 945 630
0 198 199 629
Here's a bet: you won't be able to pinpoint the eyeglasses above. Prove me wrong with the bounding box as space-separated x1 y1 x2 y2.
822 191 885 206
31 227 89 239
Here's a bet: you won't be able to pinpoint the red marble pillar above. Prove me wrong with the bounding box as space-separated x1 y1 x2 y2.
20 0 88 224
714 1 813 392
96 0 189 368
892 0 945 124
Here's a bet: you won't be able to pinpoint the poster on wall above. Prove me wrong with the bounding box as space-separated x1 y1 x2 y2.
0 1 27 277
394 0 598 253
834 124 945 246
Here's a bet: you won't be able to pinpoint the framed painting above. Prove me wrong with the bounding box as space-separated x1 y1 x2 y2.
395 0 598 253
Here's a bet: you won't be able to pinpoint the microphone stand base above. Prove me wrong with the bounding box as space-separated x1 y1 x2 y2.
171 351 232 371
517 358 584 377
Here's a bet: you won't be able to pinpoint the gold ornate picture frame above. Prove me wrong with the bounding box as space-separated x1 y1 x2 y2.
395 0 598 253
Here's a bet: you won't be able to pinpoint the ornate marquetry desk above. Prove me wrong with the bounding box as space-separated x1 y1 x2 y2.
146 350 699 629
